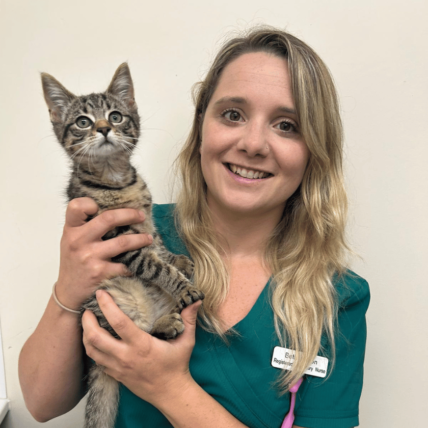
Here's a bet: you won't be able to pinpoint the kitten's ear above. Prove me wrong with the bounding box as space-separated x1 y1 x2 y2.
41 73 76 123
107 63 136 109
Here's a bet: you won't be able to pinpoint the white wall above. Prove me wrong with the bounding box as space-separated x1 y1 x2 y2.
0 0 427 427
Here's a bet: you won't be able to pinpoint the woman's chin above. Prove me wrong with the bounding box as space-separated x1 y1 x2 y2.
208 197 283 220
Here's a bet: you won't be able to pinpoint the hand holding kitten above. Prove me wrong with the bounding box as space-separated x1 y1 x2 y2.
82 290 201 405
55 197 153 311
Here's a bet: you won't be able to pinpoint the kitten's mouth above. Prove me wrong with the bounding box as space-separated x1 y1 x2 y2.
98 136 116 148
226 163 273 179
102 136 115 145
94 137 118 155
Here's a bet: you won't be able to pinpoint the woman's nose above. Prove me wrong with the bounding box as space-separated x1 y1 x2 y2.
236 121 269 157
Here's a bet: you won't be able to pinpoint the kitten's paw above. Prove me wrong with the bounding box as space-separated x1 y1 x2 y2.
151 313 185 340
177 287 205 310
174 255 194 279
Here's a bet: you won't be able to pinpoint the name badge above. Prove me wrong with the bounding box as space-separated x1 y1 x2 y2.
271 346 329 378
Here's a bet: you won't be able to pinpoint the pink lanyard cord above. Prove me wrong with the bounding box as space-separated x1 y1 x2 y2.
281 378 304 428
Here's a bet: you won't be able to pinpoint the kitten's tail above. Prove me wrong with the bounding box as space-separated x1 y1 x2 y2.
84 365 119 428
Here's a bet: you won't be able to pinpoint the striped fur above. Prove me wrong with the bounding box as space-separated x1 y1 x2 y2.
42 63 204 428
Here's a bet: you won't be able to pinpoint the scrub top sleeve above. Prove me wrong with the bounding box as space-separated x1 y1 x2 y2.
294 274 370 428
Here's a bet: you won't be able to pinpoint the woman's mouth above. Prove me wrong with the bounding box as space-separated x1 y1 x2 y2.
227 163 273 179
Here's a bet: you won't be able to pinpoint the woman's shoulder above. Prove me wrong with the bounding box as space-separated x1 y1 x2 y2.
334 269 371 311
152 203 175 220
152 203 189 256
152 203 176 232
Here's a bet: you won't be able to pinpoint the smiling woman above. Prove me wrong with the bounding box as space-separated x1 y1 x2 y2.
173 27 369 428
18 26 368 428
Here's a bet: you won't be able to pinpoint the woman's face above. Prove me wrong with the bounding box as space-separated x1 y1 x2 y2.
200 52 309 220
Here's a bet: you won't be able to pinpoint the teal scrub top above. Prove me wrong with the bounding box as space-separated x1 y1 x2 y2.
114 204 370 428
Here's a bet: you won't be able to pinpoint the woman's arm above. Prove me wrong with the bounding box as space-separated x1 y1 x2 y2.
18 197 151 422
19 297 86 422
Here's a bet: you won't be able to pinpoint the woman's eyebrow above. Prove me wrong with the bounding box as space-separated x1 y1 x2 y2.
213 96 297 116
213 96 247 106
277 106 297 116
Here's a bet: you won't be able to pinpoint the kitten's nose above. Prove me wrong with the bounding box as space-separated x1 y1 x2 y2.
97 126 111 137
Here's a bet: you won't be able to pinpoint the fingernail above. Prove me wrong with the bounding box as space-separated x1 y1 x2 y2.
147 234 153 243
96 289 104 299
139 211 145 220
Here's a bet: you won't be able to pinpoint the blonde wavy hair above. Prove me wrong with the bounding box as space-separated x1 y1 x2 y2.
175 26 349 392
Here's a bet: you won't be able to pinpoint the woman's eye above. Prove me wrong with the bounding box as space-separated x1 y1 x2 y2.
223 110 242 122
109 111 123 123
277 121 296 133
76 116 93 128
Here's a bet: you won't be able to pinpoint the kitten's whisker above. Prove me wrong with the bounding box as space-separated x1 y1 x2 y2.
119 143 133 155
70 137 99 153
71 145 90 160
71 140 92 148
78 141 96 166
115 137 134 146
77 144 92 166
37 132 58 145
117 139 135 148
139 110 159 124
88 147 95 173
71 142 94 160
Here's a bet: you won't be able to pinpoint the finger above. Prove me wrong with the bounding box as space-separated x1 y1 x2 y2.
85 346 116 372
65 197 99 228
82 309 126 357
95 289 147 344
98 233 153 260
84 209 146 241
179 301 202 343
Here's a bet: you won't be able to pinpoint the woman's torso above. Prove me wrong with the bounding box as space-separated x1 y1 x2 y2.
114 204 369 428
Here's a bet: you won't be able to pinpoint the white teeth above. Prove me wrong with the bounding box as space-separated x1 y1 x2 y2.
229 164 269 179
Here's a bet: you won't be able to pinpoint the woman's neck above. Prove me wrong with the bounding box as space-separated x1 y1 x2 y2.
207 201 284 258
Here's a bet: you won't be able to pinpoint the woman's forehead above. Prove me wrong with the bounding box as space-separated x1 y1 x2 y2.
219 52 290 89
210 52 294 110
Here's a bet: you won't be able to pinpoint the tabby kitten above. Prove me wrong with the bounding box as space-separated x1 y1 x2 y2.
41 63 204 428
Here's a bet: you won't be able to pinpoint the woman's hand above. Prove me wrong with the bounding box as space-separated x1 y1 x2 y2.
82 290 202 406
55 197 153 311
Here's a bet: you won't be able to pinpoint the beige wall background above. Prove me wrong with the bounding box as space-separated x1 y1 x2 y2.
0 0 427 427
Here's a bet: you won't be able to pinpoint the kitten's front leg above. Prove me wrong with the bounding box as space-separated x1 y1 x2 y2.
126 248 204 310
151 312 184 340
163 252 194 279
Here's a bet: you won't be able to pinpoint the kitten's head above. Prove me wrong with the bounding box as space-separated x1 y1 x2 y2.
41 63 140 165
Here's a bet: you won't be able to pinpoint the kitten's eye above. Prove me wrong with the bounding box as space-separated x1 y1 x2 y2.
109 111 123 124
76 116 93 128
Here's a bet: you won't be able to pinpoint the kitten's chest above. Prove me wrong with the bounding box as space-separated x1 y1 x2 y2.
71 174 151 213
95 179 154 234
97 188 140 208
95 179 150 212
